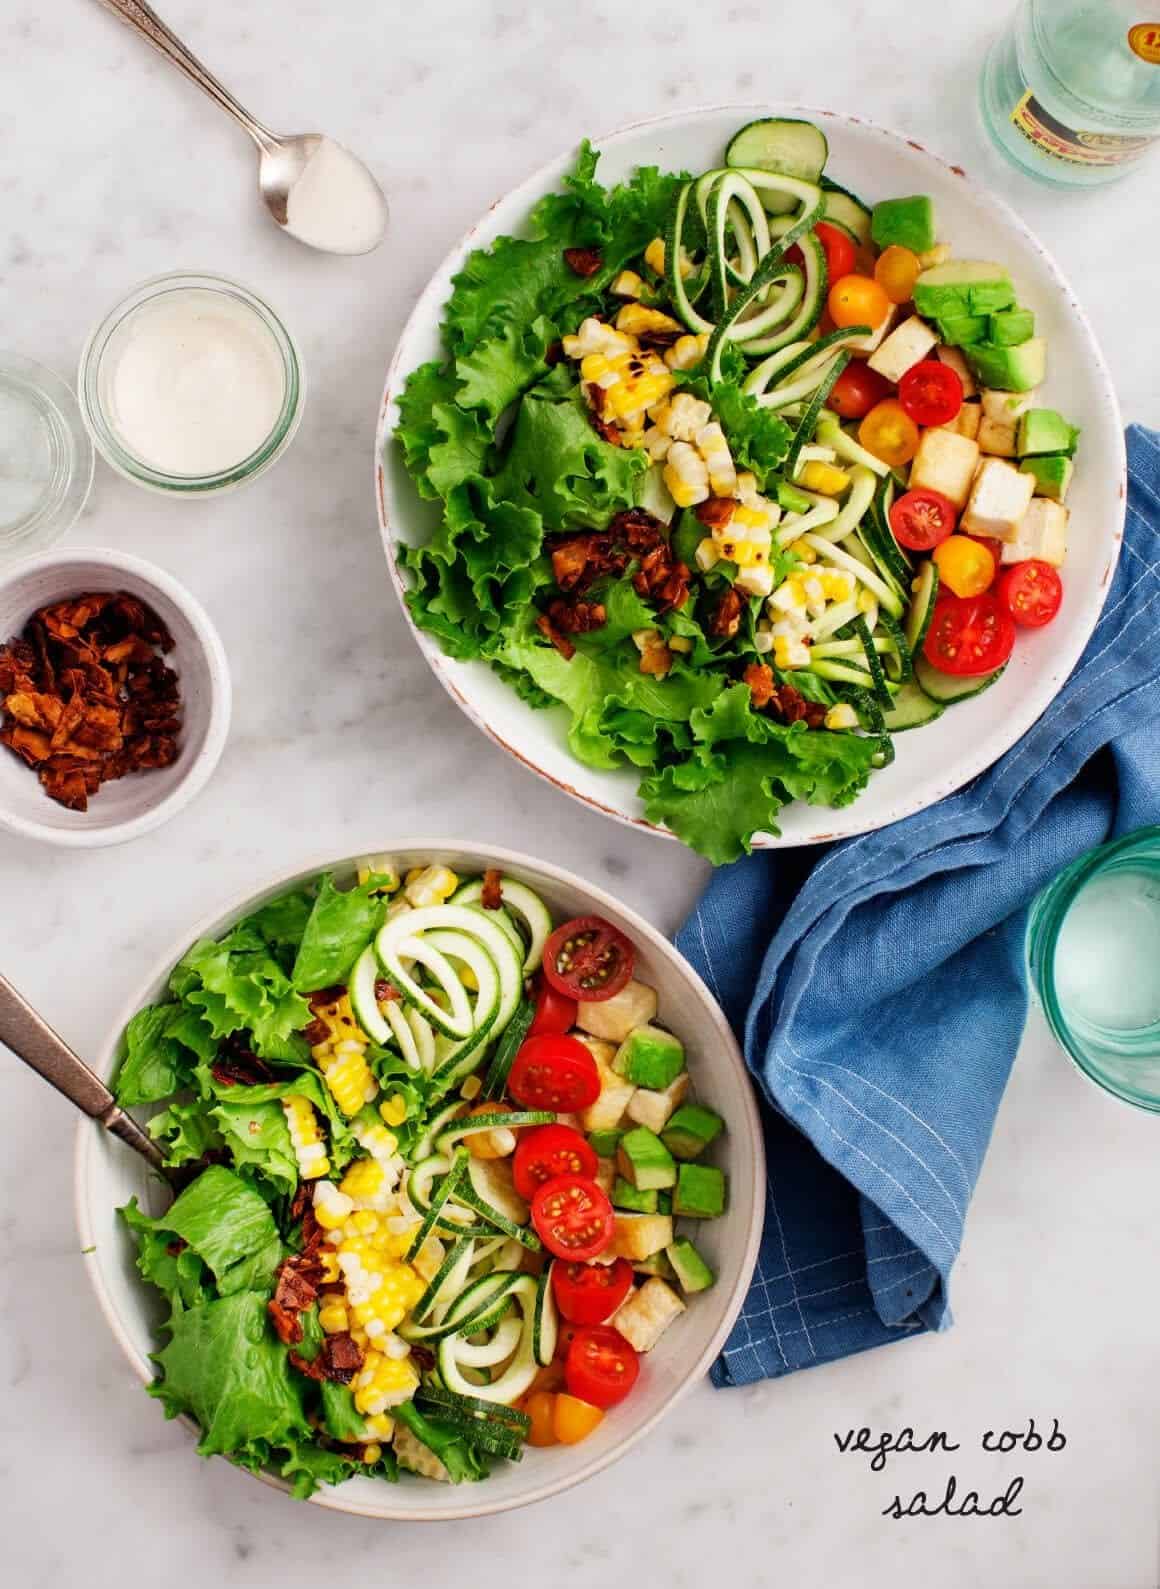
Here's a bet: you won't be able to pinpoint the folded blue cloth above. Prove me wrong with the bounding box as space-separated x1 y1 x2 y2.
677 424 1160 1387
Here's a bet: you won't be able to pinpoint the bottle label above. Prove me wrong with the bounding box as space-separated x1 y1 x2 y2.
1127 23 1160 63
1010 89 1156 166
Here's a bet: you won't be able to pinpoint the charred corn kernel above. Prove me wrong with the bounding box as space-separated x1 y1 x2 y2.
858 588 878 613
354 1350 421 1417
919 242 951 269
362 1442 383 1464
404 864 459 908
615 303 683 338
820 570 856 601
664 333 708 372
663 441 710 507
318 1250 341 1284
789 538 817 564
754 626 773 655
404 867 423 885
728 540 770 569
825 704 860 731
694 537 721 573
364 1414 395 1441
735 563 775 598
736 470 760 506
611 269 643 298
357 857 401 891
695 422 737 497
603 368 674 426
654 392 712 441
773 634 811 669
340 1158 392 1208
460 1074 482 1101
380 1094 409 1128
314 1181 355 1229
668 635 693 654
642 426 671 462
319 1046 378 1117
282 1094 329 1181
351 1118 400 1167
797 461 851 497
733 504 770 531
770 579 807 615
562 317 634 361
350 1209 380 1236
318 1296 350 1334
643 238 666 275
385 897 412 923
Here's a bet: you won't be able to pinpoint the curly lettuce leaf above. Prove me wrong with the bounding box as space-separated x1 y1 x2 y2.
679 374 792 487
279 1439 397 1499
291 873 390 992
394 1401 491 1483
147 1099 225 1167
210 1098 302 1197
115 1005 203 1107
171 930 311 1062
455 314 556 421
490 387 645 532
119 1198 212 1317
129 1166 282 1287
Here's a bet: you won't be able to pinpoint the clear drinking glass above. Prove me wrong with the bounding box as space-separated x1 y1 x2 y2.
0 353 94 561
1026 827 1160 1109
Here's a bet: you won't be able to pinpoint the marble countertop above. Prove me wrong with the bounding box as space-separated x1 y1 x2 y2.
2 2 1158 1585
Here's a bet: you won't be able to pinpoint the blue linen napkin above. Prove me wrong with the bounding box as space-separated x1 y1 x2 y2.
677 424 1160 1387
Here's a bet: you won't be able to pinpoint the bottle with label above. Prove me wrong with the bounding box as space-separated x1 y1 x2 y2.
980 1 1160 186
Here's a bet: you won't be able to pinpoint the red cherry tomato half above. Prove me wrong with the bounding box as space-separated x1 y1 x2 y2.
898 358 963 427
998 559 1063 628
922 591 1016 677
528 976 578 1037
512 1123 598 1201
785 242 804 268
889 487 958 552
531 1174 615 1262
826 360 892 421
542 915 635 1003
551 1258 634 1326
814 221 856 282
508 1034 601 1113
564 1324 640 1409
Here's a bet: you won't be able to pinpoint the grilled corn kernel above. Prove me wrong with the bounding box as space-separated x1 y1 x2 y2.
282 1094 330 1181
562 317 634 361
615 303 683 338
668 635 693 654
318 1296 350 1334
695 422 737 497
380 1094 409 1128
694 537 721 573
655 392 712 442
611 269 643 299
354 1350 421 1417
643 238 667 276
404 865 459 908
357 857 401 891
663 441 710 507
313 1181 355 1230
789 538 818 564
797 461 851 497
364 1414 395 1442
733 504 770 531
824 703 860 731
664 333 708 372
460 1074 483 1101
340 1158 391 1206
319 1046 378 1117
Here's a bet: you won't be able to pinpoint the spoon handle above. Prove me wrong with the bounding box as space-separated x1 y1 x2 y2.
0 972 167 1173
93 0 274 149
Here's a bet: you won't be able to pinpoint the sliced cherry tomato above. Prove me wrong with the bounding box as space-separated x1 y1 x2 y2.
554 1321 580 1362
513 1123 598 1201
508 1034 600 1112
858 398 920 468
542 915 635 1002
889 488 957 552
814 221 856 281
551 1257 634 1325
998 559 1063 628
522 1390 559 1447
785 242 804 268
528 976 578 1037
827 360 892 421
531 1174 614 1261
873 244 921 305
964 533 1005 575
923 591 1016 676
564 1325 640 1409
898 359 963 427
828 272 891 332
933 535 996 598
553 1393 605 1444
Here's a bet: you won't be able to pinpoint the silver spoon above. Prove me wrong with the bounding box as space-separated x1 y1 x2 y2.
0 970 174 1181
95 0 388 255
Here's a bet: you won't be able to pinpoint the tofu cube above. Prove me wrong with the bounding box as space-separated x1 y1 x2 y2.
909 427 981 509
593 1156 617 1196
936 344 977 399
939 400 981 441
867 315 939 384
981 387 1039 423
605 1213 673 1262
846 304 898 355
578 1044 637 1134
1001 498 1068 567
962 457 1036 541
612 1277 686 1353
625 1072 690 1134
977 414 1018 457
574 979 658 1044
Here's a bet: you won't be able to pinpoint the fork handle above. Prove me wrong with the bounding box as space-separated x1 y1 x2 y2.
0 972 166 1172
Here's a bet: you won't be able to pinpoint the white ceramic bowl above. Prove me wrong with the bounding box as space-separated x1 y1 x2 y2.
0 546 231 846
377 105 1125 848
75 842 765 1521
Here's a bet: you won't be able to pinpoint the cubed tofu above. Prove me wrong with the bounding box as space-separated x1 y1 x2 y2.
939 400 981 441
981 386 1039 423
625 1072 690 1134
977 415 1018 457
867 314 938 384
846 304 898 355
936 344 977 399
962 457 1036 540
612 1277 686 1353
908 427 980 509
574 979 658 1044
578 1047 637 1134
1001 497 1068 567
394 1423 451 1482
605 1212 673 1262
594 1156 617 1196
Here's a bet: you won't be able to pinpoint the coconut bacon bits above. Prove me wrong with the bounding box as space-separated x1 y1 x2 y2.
0 591 182 811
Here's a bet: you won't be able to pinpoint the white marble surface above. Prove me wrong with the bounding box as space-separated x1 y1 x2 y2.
2 1 1158 1584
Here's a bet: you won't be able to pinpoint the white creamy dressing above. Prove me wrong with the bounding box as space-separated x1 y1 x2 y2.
282 137 388 255
102 289 287 477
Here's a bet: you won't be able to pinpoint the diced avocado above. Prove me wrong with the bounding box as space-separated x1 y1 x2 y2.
870 194 936 254
673 1163 727 1219
587 1129 623 1158
935 313 989 347
777 479 814 514
988 306 1035 346
574 979 658 1044
617 1126 677 1192
612 1176 658 1214
1019 452 1074 502
965 337 1047 393
913 260 1015 321
657 1189 672 1215
1016 407 1080 457
633 1249 676 1280
661 1103 725 1161
668 1238 716 1294
612 1025 685 1090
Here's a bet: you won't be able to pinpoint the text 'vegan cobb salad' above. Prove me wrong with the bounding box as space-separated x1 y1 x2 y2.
114 863 727 1496
394 118 1080 863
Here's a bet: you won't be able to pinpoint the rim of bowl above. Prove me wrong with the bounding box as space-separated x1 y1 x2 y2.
374 102 1127 850
0 352 95 557
0 545 232 846
74 838 766 1521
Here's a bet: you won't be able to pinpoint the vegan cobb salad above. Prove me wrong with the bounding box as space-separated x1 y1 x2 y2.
394 118 1080 863
114 864 727 1496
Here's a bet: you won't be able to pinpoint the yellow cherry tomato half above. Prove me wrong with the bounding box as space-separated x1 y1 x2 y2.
827 273 891 331
553 1392 605 1445
857 399 920 468
523 1390 560 1447
933 535 997 598
874 244 922 305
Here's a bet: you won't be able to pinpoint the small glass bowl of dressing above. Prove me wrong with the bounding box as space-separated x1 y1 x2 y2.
0 353 94 561
78 272 304 495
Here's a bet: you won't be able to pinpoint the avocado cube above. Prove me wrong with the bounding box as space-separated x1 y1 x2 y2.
870 194 936 254
936 313 989 347
574 979 658 1044
633 1249 676 1280
988 306 1035 346
673 1163 727 1219
657 1189 672 1215
661 1104 724 1160
1019 453 1074 502
965 337 1047 394
914 260 1015 320
587 1128 623 1158
612 1025 685 1090
1017 407 1081 458
668 1238 716 1294
612 1176 658 1214
617 1126 677 1192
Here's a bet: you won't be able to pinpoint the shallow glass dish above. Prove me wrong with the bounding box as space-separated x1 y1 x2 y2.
77 272 304 496
0 353 94 561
